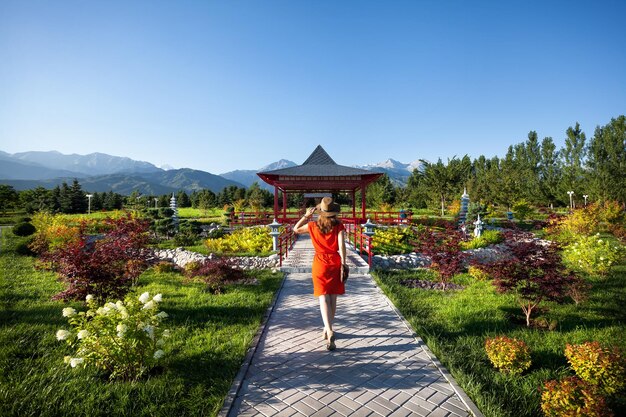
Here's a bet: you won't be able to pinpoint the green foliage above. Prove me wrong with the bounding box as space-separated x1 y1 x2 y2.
562 234 624 276
484 336 532 375
153 261 177 274
467 265 490 281
371 226 416 255
541 377 612 417
205 226 272 255
460 230 503 250
11 222 36 237
56 292 170 381
512 199 534 221
564 342 625 396
547 207 601 244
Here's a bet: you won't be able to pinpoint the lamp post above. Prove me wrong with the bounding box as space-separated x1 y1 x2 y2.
567 191 574 210
86 194 93 214
583 194 588 206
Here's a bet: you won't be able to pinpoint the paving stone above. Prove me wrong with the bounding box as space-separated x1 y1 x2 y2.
225 235 478 417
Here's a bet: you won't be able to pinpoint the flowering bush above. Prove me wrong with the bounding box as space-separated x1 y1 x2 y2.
56 292 170 381
468 265 491 281
547 207 601 244
484 336 531 375
564 341 625 395
541 377 613 417
562 234 624 276
153 261 177 274
205 226 271 254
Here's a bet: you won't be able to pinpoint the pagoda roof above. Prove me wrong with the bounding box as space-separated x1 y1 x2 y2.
257 145 382 192
258 145 374 177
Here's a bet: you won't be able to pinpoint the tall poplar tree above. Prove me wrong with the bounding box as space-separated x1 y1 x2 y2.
586 115 626 204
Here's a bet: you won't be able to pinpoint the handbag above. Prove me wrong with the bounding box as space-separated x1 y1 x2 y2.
341 264 350 283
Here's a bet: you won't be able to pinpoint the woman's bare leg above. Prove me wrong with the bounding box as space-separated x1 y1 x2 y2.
319 295 332 333
329 294 338 325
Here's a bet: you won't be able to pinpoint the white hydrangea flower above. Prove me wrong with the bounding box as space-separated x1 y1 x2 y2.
142 300 156 310
152 294 163 302
63 355 71 364
143 325 155 339
153 350 165 359
56 329 71 341
85 294 94 302
162 329 171 338
119 307 129 319
70 357 84 368
115 300 124 309
156 339 165 347
156 311 168 319
105 302 118 310
138 292 150 303
62 307 77 317
96 307 106 315
116 323 128 338
77 330 90 339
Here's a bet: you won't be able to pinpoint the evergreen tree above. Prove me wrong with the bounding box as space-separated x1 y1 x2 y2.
538 137 562 207
176 191 191 208
58 182 72 213
586 115 626 204
418 157 470 216
69 179 87 214
560 122 587 200
0 185 18 213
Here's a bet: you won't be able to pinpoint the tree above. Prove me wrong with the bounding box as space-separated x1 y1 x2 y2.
366 174 396 208
176 191 191 208
560 122 587 201
419 157 470 216
586 115 626 205
0 185 18 212
477 231 578 326
538 137 562 208
69 179 87 214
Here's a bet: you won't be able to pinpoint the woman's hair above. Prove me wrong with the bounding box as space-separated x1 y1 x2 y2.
316 216 340 234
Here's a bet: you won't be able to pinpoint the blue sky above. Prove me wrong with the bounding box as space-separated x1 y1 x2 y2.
1 0 625 173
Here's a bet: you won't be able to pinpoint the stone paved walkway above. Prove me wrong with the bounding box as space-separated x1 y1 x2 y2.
223 236 482 417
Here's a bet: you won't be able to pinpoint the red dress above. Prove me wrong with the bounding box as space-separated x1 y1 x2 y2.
308 221 345 297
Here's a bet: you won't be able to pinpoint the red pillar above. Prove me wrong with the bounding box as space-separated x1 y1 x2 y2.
282 191 287 221
361 183 366 220
274 187 279 219
351 190 356 219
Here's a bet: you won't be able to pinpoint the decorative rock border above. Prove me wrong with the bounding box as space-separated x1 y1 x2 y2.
151 247 280 270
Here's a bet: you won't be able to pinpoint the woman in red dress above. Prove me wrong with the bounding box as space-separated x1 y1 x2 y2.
294 197 347 351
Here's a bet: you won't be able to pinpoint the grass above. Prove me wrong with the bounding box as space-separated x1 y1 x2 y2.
373 262 626 417
0 232 283 417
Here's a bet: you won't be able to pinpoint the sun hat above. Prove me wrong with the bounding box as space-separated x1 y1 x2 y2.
316 197 340 217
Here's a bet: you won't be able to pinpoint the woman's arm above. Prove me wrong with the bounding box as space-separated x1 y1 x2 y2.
338 229 346 265
293 207 316 234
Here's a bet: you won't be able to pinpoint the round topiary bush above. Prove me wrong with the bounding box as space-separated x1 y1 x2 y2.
12 222 36 237
15 237 36 256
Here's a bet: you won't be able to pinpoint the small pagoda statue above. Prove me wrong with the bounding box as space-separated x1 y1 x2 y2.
458 187 470 225
170 193 179 229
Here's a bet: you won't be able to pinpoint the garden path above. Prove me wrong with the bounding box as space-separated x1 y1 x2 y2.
221 235 483 417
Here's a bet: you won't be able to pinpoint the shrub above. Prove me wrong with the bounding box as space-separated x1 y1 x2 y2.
460 230 504 250
153 261 176 274
371 227 416 255
205 226 271 254
599 201 624 226
512 199 534 222
414 224 468 291
468 265 490 281
56 292 170 381
564 341 625 395
185 258 245 294
484 336 531 375
549 207 601 244
562 234 624 276
12 222 36 236
40 214 150 301
566 279 592 305
15 237 36 256
477 231 578 326
541 377 613 417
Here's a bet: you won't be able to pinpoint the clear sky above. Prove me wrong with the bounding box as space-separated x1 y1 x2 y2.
1 0 625 173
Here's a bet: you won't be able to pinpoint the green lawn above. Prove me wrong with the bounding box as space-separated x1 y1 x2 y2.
373 263 626 417
0 233 283 417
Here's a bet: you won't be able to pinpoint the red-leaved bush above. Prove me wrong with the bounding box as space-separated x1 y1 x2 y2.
40 213 150 301
477 231 579 326
414 223 467 290
184 257 245 294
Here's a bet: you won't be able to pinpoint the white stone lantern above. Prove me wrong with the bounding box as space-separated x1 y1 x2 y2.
473 213 484 238
361 218 376 237
268 218 282 251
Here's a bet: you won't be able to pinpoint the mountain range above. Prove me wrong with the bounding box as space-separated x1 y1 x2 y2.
0 150 424 194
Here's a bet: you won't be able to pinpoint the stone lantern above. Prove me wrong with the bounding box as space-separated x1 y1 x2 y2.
361 218 376 237
268 218 282 251
473 213 484 238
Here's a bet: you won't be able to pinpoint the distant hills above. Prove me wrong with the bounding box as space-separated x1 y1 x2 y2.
0 150 425 194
